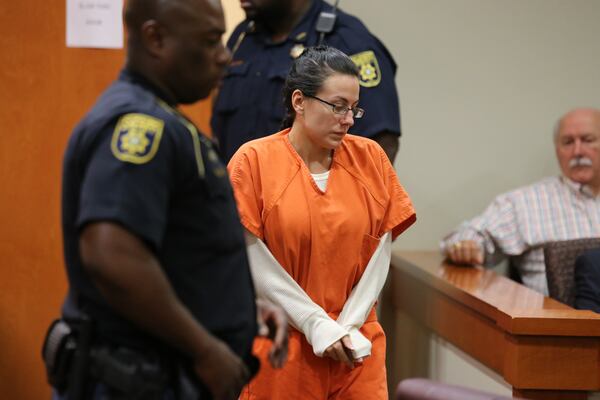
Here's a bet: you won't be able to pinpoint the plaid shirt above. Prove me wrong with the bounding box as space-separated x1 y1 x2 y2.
441 176 600 295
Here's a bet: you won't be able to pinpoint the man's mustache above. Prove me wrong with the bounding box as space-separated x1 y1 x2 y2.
569 157 593 168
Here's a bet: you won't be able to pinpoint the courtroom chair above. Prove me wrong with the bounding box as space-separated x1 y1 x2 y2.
543 238 600 306
507 257 523 284
396 378 523 400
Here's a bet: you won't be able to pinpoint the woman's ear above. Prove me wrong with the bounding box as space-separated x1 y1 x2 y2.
291 89 304 115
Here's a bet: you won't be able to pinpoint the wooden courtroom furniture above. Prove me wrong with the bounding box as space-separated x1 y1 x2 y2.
544 238 600 306
383 251 600 400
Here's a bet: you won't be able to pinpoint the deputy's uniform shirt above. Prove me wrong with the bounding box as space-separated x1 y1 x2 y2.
61 69 257 367
211 0 401 162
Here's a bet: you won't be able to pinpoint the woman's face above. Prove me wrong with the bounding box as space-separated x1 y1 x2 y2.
301 73 360 150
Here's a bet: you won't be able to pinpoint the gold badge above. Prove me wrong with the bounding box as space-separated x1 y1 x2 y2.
111 113 164 164
290 43 306 59
214 167 227 178
350 50 381 88
207 148 219 163
295 32 307 41
206 146 226 177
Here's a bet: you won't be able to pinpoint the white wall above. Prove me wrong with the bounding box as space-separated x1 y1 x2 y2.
222 0 245 39
428 336 512 396
339 0 600 250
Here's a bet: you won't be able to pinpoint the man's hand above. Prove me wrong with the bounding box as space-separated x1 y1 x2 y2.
256 299 288 369
192 336 250 400
446 240 484 265
323 335 359 368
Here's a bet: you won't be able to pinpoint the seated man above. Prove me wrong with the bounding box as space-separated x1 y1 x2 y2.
575 248 600 313
441 108 600 295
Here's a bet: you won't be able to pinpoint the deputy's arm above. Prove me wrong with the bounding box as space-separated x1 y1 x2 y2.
372 130 399 162
255 299 288 369
80 222 249 400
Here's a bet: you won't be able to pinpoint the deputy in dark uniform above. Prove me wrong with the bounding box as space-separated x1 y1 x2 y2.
211 0 401 163
45 0 286 399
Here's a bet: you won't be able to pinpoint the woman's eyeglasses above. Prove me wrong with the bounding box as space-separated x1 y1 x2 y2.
304 94 365 119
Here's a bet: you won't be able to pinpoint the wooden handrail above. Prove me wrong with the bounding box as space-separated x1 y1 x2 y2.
384 250 600 400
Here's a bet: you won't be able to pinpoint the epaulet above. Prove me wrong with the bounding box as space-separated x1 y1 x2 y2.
227 20 253 48
335 10 370 34
332 11 398 82
154 98 208 178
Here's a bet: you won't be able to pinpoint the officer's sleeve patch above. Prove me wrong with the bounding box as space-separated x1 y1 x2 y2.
350 50 381 88
111 113 165 164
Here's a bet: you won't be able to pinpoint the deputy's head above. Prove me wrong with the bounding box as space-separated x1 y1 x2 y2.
124 0 230 104
554 108 600 193
239 0 296 23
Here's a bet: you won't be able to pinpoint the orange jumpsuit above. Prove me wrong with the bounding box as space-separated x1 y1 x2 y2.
228 129 415 400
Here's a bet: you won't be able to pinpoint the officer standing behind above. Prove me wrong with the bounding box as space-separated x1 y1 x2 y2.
211 0 401 162
46 0 287 399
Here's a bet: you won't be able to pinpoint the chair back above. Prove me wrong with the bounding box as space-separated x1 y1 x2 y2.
396 378 522 400
544 238 600 306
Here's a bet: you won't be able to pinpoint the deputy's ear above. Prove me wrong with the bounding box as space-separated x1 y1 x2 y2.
291 89 304 115
140 20 166 58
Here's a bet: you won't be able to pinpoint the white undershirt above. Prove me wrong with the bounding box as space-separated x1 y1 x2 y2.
311 170 330 191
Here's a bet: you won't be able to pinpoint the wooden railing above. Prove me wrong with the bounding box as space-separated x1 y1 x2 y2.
382 251 600 400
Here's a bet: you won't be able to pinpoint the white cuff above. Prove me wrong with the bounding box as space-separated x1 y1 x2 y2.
302 313 349 357
347 327 372 359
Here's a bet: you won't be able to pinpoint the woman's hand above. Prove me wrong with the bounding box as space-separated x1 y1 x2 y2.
323 335 362 368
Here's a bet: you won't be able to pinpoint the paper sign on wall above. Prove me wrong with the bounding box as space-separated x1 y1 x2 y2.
66 0 124 49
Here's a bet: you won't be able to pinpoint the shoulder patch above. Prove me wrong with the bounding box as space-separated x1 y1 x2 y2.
350 50 381 88
111 113 164 164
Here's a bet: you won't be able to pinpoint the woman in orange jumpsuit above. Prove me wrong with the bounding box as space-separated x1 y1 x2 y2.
228 46 415 400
